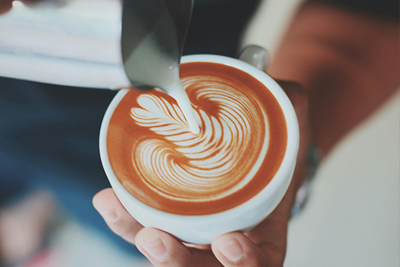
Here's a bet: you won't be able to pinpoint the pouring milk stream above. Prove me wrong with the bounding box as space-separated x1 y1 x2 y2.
121 0 199 134
0 0 200 133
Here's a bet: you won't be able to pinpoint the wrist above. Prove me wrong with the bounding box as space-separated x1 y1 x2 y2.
269 140 322 223
290 141 321 217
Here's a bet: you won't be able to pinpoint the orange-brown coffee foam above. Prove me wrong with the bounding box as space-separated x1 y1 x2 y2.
107 62 287 215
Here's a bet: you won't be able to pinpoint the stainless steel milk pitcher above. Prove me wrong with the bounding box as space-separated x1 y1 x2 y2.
0 0 130 89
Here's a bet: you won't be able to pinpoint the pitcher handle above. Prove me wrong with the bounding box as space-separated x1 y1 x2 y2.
238 45 269 71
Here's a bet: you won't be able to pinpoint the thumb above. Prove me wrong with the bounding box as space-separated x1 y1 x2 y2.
212 232 282 267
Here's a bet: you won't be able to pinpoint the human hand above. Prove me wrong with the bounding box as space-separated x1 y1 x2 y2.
0 0 43 15
93 81 311 267
0 0 12 14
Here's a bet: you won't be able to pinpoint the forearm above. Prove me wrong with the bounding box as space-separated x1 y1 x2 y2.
269 1 399 156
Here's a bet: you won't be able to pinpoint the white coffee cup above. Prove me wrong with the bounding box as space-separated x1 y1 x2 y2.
99 46 299 245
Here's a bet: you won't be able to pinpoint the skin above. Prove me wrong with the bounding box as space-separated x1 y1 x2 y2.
0 0 11 14
1 1 398 266
92 82 310 267
93 3 399 267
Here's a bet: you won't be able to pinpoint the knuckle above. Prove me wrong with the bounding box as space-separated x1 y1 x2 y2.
276 80 309 113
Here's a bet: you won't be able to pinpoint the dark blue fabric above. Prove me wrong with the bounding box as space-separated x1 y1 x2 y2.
184 0 260 56
0 0 395 258
0 79 142 253
0 0 261 255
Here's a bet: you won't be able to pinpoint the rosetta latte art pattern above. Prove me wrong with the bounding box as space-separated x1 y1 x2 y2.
130 76 269 202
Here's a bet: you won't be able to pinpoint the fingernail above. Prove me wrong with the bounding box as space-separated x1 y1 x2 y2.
100 210 119 223
218 239 244 262
141 239 168 262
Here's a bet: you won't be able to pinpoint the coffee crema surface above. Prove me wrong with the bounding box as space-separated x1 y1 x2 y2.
107 62 287 215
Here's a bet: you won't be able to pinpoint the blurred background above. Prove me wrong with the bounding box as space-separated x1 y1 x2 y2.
0 0 398 266
244 1 400 266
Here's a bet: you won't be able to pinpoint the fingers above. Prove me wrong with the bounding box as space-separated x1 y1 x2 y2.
135 227 222 267
92 188 143 244
276 80 310 148
276 80 312 189
276 80 309 115
0 0 13 15
93 188 287 267
212 232 283 267
0 0 56 15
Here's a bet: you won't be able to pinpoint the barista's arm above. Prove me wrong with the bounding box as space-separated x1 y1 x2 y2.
266 0 399 217
0 0 12 14
0 0 43 14
269 1 399 157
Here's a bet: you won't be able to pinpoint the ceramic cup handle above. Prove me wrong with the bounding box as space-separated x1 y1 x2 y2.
238 45 269 71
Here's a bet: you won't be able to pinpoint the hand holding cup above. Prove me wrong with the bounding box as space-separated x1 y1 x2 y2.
94 78 311 266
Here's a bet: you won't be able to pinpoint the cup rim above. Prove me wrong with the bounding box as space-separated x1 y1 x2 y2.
99 54 299 221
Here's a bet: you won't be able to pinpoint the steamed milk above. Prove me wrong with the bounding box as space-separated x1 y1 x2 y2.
165 83 200 134
122 35 199 134
107 62 287 215
121 0 198 133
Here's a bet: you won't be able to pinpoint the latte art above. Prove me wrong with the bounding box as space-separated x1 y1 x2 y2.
107 62 287 215
130 76 269 202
